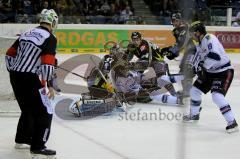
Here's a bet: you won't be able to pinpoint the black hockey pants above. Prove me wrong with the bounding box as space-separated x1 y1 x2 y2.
9 71 53 151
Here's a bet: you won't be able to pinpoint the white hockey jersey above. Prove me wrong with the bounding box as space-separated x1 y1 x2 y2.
196 33 232 73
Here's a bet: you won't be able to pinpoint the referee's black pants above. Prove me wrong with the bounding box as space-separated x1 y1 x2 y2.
9 71 53 151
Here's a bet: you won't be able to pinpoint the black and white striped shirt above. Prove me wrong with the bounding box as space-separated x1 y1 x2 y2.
5 26 57 82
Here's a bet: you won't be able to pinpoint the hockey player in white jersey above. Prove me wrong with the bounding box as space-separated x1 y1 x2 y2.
183 21 238 133
108 47 183 106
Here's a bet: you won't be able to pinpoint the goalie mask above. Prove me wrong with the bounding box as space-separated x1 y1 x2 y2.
40 9 58 30
109 44 123 56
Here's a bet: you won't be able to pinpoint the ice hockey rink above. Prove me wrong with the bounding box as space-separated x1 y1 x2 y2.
0 53 240 159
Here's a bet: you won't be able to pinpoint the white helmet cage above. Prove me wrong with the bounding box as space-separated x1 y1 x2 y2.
40 9 58 30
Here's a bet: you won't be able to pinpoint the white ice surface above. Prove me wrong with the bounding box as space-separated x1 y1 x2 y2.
0 54 240 159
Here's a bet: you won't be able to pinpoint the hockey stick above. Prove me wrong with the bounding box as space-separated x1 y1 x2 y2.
57 65 120 97
57 66 87 80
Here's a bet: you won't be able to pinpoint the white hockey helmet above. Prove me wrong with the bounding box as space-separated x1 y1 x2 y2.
68 99 83 117
39 9 58 30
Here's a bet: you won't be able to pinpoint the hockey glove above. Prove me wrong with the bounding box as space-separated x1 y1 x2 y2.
160 46 171 56
195 61 206 79
102 82 114 93
161 46 176 60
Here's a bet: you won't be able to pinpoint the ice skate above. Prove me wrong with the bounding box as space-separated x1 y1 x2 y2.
226 120 239 134
31 148 56 159
183 113 200 122
183 107 202 122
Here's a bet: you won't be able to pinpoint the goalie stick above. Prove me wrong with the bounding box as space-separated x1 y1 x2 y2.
57 65 118 95
57 66 87 80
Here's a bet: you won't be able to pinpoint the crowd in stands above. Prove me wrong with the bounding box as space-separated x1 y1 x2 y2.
146 0 240 25
0 0 135 24
1 0 240 25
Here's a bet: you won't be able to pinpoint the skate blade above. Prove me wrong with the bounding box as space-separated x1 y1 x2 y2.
31 154 56 159
226 127 239 134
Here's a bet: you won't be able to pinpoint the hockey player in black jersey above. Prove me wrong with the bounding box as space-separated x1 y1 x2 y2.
161 12 197 97
183 21 238 133
5 9 58 158
126 31 182 97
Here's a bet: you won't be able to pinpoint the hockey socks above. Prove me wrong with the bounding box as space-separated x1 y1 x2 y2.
150 94 179 105
164 83 177 96
190 99 201 116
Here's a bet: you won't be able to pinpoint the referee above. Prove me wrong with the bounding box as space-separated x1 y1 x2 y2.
5 9 58 157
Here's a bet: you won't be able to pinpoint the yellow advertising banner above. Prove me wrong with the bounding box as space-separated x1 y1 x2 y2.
55 29 238 54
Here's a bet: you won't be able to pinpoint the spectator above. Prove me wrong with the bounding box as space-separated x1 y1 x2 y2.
100 1 111 16
119 5 133 23
163 0 179 16
232 11 240 27
41 0 50 9
0 0 15 22
22 0 34 15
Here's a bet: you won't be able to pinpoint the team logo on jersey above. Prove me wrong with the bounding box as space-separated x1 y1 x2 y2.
208 43 212 50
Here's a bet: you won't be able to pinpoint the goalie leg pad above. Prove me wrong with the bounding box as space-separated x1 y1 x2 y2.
69 97 117 118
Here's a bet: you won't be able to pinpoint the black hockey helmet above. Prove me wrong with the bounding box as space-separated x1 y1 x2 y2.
171 12 182 21
189 21 207 34
131 31 142 39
